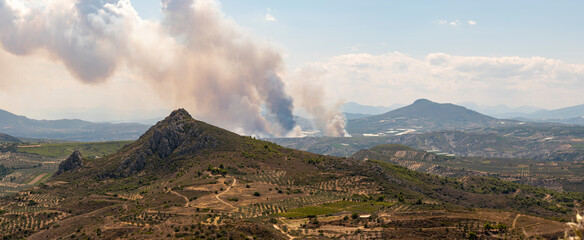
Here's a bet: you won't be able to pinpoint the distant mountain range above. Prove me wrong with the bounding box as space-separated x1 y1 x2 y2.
25 107 171 125
459 102 584 125
0 109 150 142
345 101 584 125
343 112 373 120
497 104 584 123
347 99 514 136
341 101 403 115
458 102 543 116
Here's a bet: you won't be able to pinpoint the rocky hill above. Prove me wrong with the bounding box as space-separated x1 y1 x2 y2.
0 109 581 239
0 132 20 143
347 99 513 136
55 150 84 175
102 109 235 178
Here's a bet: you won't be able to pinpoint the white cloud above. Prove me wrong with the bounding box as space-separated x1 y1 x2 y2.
468 20 477 25
265 13 276 22
436 19 448 25
289 52 584 109
436 19 462 26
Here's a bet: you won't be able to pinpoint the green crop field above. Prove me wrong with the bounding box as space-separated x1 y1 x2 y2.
17 141 133 157
572 144 584 151
0 141 133 198
280 201 393 218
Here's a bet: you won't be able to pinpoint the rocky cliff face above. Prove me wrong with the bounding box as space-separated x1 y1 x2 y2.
112 109 223 177
56 151 83 175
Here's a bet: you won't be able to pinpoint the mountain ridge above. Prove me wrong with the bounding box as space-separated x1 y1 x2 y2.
0 108 150 142
490 103 584 124
341 101 402 115
347 98 509 135
459 102 543 116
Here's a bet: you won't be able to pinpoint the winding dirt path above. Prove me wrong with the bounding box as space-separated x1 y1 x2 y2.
512 189 521 197
169 190 189 207
273 224 295 239
216 177 237 209
512 214 521 229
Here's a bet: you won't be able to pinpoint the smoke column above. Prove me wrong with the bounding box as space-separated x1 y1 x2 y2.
291 74 350 137
0 0 346 137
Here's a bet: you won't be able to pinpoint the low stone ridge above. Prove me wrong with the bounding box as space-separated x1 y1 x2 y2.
0 132 21 143
56 150 83 175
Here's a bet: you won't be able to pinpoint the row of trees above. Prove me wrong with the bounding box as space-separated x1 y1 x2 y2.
0 164 13 178
0 143 17 153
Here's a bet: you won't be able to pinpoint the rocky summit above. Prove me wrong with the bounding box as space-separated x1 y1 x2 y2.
111 108 228 178
56 150 83 175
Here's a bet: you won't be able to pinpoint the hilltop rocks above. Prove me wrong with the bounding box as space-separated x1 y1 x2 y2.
153 109 192 150
56 151 83 175
112 109 222 177
117 152 147 177
145 109 220 158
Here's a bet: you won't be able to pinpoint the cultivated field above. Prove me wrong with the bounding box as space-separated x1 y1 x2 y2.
353 145 584 192
0 141 131 197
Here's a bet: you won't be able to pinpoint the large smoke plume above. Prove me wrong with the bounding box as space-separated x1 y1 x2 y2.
291 69 350 137
0 0 346 137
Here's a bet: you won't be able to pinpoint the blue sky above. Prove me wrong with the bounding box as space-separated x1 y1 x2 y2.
1 0 583 126
133 0 584 68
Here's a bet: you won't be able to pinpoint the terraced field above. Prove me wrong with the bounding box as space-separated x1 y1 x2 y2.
0 152 60 198
0 191 68 236
0 141 132 197
16 141 132 158
353 144 584 192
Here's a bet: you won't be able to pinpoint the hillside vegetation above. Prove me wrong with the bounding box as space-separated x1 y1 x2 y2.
271 125 584 162
353 143 584 192
0 109 581 239
0 133 20 143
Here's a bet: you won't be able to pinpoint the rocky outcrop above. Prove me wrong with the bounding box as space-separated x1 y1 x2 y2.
112 109 223 177
144 110 220 159
56 151 83 175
